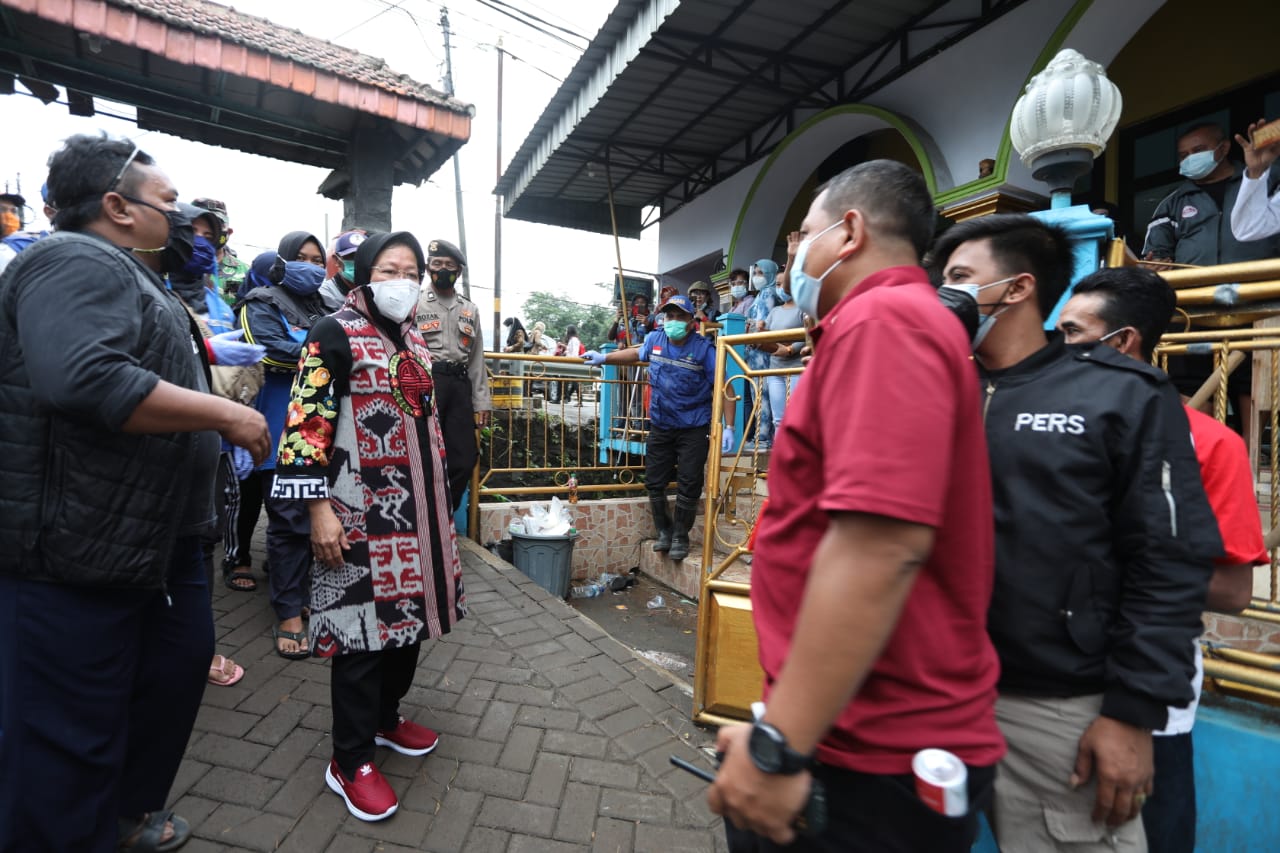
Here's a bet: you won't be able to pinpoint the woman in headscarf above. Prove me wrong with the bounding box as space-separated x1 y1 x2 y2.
270 231 464 823
237 232 329 659
743 258 781 448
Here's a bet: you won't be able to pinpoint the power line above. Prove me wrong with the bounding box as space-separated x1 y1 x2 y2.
467 0 585 52
330 0 409 40
482 0 589 44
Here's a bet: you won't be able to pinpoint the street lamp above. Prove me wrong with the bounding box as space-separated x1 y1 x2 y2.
1010 48 1122 209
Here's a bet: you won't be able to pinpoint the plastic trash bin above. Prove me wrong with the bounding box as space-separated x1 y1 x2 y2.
510 530 578 598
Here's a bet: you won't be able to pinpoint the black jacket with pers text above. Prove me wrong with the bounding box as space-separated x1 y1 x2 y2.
980 335 1222 731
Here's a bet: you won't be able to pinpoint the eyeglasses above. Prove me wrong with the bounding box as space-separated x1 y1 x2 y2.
729 278 748 285
428 258 460 272
372 266 422 280
106 142 140 194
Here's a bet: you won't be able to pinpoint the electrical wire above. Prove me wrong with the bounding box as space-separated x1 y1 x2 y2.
468 0 585 52
330 0 410 40
481 0 589 44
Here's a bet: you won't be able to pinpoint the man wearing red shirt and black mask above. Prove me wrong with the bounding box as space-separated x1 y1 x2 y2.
707 160 1005 851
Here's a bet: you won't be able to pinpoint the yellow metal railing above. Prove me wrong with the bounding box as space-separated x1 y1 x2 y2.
692 328 806 725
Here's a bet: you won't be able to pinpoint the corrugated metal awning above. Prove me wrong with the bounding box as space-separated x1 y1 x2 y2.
496 0 1031 237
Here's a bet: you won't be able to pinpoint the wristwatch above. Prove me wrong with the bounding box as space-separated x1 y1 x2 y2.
748 721 813 775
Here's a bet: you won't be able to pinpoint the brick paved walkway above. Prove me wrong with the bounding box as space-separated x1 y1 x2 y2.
178 538 726 852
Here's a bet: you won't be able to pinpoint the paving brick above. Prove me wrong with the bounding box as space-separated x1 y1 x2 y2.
569 617 609 641
637 741 704 781
557 633 604 660
559 675 616 703
597 705 654 738
169 793 221 833
169 759 213 801
325 835 375 853
496 683 557 706
461 827 512 852
423 788 484 852
600 790 674 825
244 699 312 747
454 763 530 798
438 658 481 692
592 637 637 664
615 722 680 758
655 684 694 716
588 656 633 685
577 690 637 720
568 756 641 790
618 679 675 715
489 616 540 637
258 726 326 780
475 798 556 836
532 612 575 637
525 752 571 806
673 796 721 830
541 729 608 759
275 798 346 853
499 724 543 772
516 706 580 732
234 674 305 715
591 817 634 853
453 695 493 717
191 766 283 808
544 661 597 687
474 662 536 685
632 826 719 853
185 732 273 772
526 649 590 671
511 637 568 660
476 699 520 741
436 735 504 766
264 757 329 817
194 804 296 852
509 836 589 853
456 645 516 666
193 705 261 738
552 782 600 843
343 801 432 847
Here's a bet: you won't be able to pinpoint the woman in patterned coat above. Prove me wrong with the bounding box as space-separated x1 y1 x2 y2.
270 230 465 822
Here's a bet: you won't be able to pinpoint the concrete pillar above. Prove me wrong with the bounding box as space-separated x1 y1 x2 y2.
342 120 397 232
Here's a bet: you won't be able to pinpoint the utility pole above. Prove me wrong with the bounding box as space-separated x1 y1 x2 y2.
440 7 470 298
493 38 504 351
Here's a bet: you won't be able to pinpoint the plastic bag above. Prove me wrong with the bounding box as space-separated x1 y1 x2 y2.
519 497 574 536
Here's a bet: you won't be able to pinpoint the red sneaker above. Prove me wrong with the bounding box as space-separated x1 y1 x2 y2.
375 716 440 756
325 760 398 821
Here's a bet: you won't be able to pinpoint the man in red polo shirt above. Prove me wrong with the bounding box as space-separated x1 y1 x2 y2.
707 160 1004 852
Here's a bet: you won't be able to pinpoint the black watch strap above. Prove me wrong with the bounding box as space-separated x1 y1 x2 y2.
748 721 813 775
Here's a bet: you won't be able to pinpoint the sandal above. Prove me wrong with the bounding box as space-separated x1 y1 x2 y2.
273 625 311 660
222 567 256 592
207 654 245 687
118 810 190 852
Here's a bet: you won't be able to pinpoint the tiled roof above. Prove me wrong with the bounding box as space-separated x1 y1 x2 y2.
6 0 472 136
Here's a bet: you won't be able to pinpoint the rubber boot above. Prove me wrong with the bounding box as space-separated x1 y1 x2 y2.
668 502 698 561
650 495 672 552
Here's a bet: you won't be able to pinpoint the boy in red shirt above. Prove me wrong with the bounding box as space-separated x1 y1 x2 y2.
707 161 1004 851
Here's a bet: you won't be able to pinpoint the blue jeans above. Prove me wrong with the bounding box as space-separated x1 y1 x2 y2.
766 373 795 436
0 539 214 852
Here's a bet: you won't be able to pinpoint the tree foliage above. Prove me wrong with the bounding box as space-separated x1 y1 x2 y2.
519 289 616 350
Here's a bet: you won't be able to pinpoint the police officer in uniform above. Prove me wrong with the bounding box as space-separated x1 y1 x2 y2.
416 239 491 512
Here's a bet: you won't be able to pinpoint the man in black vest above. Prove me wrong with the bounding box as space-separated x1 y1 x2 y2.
0 134 269 852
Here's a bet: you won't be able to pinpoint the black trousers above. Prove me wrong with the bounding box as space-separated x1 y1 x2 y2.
435 371 478 513
1143 732 1195 853
645 425 710 508
263 470 312 622
0 539 214 853
330 643 422 778
725 762 995 853
226 468 265 569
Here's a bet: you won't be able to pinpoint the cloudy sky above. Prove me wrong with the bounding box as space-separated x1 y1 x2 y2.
0 0 660 347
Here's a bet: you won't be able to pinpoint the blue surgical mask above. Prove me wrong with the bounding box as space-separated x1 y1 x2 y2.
777 286 792 303
278 259 326 295
181 234 218 278
730 284 747 300
664 319 689 341
940 276 1017 350
1179 149 1219 180
791 219 845 320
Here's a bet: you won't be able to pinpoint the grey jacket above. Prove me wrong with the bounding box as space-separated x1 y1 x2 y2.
1143 162 1280 265
0 231 219 588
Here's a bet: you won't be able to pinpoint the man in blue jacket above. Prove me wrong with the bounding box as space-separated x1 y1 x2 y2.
586 294 719 561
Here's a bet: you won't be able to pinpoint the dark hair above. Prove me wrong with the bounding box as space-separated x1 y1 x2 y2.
816 160 936 260
505 317 527 347
563 325 579 343
1178 122 1226 145
729 268 749 281
926 214 1073 320
46 133 155 232
1071 267 1176 361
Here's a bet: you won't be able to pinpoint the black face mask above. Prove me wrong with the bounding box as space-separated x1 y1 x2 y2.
430 267 459 290
125 196 195 274
936 284 980 343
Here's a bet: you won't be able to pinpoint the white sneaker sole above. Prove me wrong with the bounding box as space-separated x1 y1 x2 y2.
325 764 398 822
374 733 439 756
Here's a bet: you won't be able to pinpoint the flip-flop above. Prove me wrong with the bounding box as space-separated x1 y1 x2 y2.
118 810 190 852
207 655 245 687
273 625 311 660
222 568 257 592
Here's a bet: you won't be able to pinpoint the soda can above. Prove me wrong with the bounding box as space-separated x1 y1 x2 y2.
912 748 967 817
